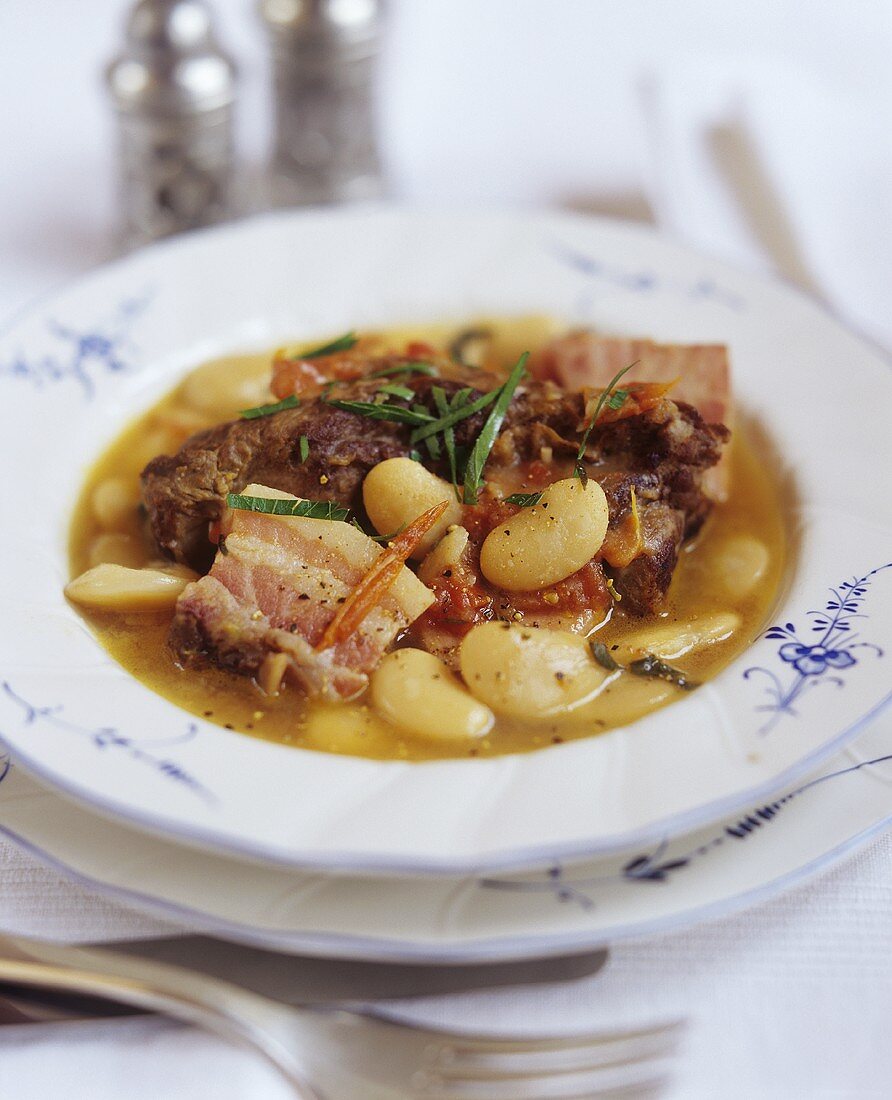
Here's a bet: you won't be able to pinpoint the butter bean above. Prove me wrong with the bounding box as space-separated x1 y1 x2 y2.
129 427 182 470
418 525 470 585
713 535 770 597
612 612 741 663
180 354 273 419
565 674 676 729
66 564 193 611
372 649 494 742
460 622 610 720
480 478 609 591
363 458 462 558
301 703 394 756
91 477 139 531
87 532 147 570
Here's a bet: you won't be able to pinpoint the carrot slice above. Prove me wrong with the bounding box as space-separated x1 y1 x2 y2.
316 501 449 651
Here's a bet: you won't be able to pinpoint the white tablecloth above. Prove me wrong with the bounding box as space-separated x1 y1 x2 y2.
1 1 890 1096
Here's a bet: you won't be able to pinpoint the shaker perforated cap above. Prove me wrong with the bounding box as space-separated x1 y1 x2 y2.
106 0 236 115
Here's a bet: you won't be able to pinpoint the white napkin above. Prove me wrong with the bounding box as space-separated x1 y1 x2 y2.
640 55 892 351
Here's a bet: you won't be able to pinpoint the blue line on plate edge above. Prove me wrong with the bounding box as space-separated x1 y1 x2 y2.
0 809 888 964
480 750 892 910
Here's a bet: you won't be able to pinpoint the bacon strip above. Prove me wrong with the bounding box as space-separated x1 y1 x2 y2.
170 485 434 700
532 332 732 499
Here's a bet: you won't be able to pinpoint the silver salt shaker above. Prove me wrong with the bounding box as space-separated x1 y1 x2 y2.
105 0 238 249
259 0 385 206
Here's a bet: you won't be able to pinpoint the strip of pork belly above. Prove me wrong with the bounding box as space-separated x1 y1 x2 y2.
530 332 733 500
170 486 433 701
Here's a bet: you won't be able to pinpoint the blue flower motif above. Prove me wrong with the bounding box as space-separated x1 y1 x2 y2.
745 563 890 733
778 642 857 676
0 293 151 399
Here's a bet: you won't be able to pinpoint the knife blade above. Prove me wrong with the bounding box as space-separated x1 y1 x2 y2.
97 935 609 1006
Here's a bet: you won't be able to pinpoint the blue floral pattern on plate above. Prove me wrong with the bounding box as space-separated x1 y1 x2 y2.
0 292 151 399
480 748 892 911
1 682 215 805
551 241 746 310
745 563 891 734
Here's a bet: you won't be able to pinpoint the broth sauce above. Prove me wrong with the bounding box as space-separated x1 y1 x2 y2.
69 321 786 761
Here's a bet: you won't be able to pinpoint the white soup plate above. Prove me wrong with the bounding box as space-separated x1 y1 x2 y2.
0 208 889 872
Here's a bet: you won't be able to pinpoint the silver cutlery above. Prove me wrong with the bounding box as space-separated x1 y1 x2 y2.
0 932 683 1098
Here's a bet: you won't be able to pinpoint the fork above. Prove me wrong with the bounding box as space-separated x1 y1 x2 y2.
0 933 683 1099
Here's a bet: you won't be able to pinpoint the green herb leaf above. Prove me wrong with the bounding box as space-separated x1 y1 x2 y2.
574 361 638 478
377 382 415 401
431 385 459 488
588 640 696 690
606 388 630 410
240 394 300 419
589 641 620 671
409 387 499 444
350 517 407 543
449 389 474 493
324 398 435 426
369 523 407 543
409 449 423 463
368 361 437 379
299 332 358 360
226 493 350 522
504 491 543 507
298 435 310 462
628 653 698 691
462 352 529 505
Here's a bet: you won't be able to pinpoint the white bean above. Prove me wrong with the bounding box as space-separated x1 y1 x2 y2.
418 525 470 585
460 622 610 720
565 675 676 729
713 535 770 597
362 458 462 558
130 427 182 470
65 564 194 611
91 477 139 531
180 354 273 419
372 649 494 742
301 703 394 756
87 532 147 570
612 611 741 663
480 478 609 592
156 404 213 436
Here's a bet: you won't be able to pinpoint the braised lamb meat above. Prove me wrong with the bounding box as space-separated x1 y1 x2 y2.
142 362 727 615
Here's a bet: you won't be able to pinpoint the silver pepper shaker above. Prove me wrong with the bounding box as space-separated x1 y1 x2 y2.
259 0 385 206
105 0 238 249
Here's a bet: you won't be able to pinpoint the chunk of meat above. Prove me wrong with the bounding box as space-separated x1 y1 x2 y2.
144 347 728 617
589 398 728 538
142 369 490 570
611 504 686 615
170 487 433 700
531 332 732 499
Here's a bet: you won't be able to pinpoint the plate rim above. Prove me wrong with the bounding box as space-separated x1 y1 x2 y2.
5 687 892 876
1 737 890 962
